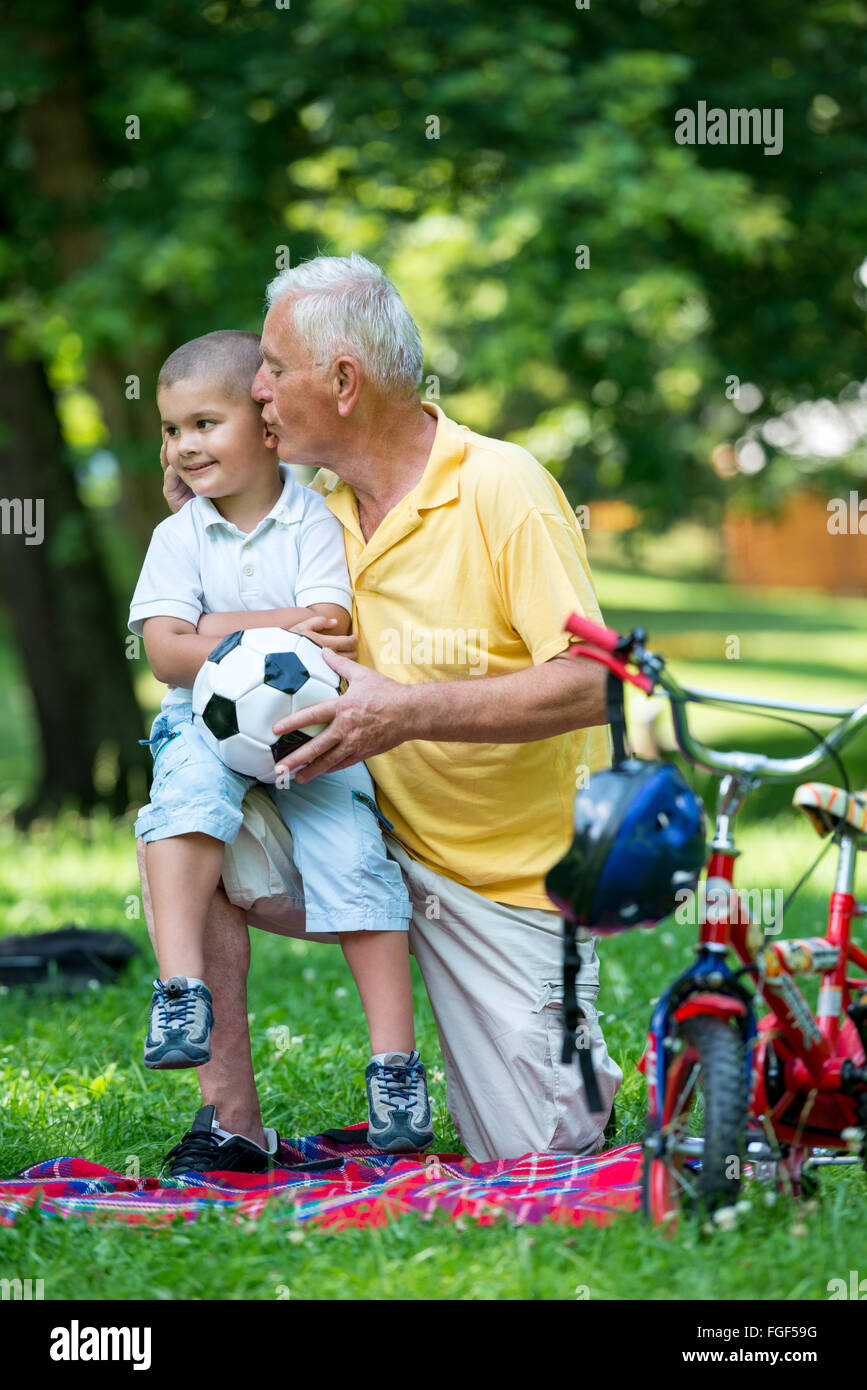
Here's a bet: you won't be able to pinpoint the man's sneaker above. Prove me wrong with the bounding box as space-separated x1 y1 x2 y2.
160 1105 280 1178
365 1051 434 1153
144 976 214 1070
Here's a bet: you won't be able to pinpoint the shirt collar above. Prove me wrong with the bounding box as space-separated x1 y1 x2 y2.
197 463 305 532
319 402 467 531
412 402 467 510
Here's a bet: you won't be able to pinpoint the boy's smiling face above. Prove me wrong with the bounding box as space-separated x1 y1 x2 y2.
158 376 278 500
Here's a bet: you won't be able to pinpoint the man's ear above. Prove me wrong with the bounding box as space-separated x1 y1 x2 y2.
333 355 362 417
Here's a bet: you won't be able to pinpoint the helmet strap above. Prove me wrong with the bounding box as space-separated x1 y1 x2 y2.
561 926 604 1113
558 667 627 1119
607 668 628 767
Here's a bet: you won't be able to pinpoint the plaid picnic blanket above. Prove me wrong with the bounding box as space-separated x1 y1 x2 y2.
0 1124 642 1229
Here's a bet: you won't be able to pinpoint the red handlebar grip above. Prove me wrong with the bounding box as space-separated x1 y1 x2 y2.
564 612 621 653
568 643 655 695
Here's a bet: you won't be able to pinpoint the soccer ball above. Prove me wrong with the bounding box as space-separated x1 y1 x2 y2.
191 628 339 783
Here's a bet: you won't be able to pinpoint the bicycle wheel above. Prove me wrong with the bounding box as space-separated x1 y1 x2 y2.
642 1013 747 1223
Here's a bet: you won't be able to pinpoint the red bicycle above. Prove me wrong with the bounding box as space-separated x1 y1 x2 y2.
564 613 867 1222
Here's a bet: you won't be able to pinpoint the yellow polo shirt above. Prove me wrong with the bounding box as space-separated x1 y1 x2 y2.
309 402 611 909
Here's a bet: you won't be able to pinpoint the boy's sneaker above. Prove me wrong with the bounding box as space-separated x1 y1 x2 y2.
160 1105 280 1178
144 976 214 1069
365 1051 434 1153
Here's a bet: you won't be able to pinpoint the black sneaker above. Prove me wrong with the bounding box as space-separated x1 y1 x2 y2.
159 1105 345 1179
160 1105 281 1178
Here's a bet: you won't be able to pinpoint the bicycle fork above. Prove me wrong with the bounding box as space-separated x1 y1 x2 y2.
642 775 758 1121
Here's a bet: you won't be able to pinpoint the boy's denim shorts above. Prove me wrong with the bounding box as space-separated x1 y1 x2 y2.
135 702 411 935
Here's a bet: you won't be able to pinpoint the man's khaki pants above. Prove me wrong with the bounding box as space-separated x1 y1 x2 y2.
224 787 622 1163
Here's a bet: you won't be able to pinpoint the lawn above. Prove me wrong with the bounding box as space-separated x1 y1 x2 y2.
1 566 866 1300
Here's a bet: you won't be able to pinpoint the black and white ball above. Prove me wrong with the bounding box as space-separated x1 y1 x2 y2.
192 628 339 782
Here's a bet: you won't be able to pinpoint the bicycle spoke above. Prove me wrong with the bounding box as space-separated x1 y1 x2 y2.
667 1156 701 1202
677 1060 702 1117
661 1060 702 1135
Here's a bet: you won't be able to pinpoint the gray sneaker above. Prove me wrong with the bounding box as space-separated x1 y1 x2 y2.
144 976 214 1069
365 1051 434 1153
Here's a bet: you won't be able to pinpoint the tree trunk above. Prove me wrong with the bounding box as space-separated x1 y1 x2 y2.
0 7 155 817
0 330 150 821
18 9 168 559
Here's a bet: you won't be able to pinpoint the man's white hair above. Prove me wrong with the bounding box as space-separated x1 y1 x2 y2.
265 253 424 398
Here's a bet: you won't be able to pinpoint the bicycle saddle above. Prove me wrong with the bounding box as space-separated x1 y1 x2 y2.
793 782 867 844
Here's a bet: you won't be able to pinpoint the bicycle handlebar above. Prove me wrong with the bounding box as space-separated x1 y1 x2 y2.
565 613 622 652
564 613 656 693
565 612 867 784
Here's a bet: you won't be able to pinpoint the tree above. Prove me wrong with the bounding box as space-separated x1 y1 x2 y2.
6 0 865 526
0 329 149 819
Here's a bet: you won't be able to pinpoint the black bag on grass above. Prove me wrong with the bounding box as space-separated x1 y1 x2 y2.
0 925 139 991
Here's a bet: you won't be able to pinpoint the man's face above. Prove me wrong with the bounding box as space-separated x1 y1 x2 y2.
158 377 275 500
252 298 333 466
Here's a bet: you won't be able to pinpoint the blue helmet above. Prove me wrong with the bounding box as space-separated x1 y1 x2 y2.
546 759 707 933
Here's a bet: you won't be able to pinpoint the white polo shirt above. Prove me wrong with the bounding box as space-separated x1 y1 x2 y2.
129 465 352 708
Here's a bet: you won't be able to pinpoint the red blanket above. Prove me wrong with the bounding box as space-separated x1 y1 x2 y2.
0 1125 642 1229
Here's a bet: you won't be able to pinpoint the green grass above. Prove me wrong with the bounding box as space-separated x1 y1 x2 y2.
1 565 867 1300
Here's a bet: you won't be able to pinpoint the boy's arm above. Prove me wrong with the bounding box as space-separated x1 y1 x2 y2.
142 616 227 689
196 606 318 639
145 606 354 688
197 604 354 650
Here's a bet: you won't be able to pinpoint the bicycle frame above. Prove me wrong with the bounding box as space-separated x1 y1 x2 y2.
745 829 867 1148
642 780 758 1134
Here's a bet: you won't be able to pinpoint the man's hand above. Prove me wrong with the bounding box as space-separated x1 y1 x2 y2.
272 650 410 781
160 433 195 514
290 614 359 658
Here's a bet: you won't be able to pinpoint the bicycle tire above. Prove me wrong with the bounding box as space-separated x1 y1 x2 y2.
642 1013 747 1223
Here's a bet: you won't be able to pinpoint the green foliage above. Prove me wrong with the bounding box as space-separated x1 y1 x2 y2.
0 0 865 521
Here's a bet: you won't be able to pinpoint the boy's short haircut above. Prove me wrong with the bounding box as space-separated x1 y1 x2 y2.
158 330 263 403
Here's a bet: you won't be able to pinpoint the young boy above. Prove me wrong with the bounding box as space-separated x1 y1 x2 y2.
130 329 433 1159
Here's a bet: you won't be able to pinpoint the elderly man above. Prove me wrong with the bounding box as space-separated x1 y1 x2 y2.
142 253 621 1171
